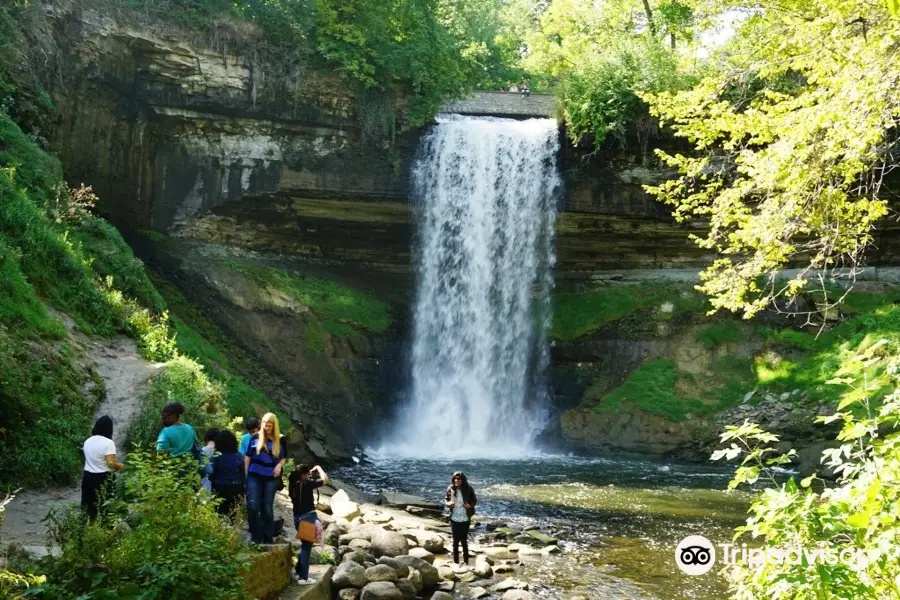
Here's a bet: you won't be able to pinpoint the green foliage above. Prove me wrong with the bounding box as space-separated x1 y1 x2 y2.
712 343 900 599
696 321 743 348
69 217 165 313
0 326 103 487
553 283 705 340
645 0 899 317
594 358 710 421
223 260 391 333
150 273 289 423
754 298 900 407
128 357 229 449
522 0 696 148
40 451 249 600
560 38 691 147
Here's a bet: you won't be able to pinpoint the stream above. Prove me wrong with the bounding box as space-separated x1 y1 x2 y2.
335 453 752 599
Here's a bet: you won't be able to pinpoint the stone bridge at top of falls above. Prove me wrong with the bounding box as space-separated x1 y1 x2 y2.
441 91 557 119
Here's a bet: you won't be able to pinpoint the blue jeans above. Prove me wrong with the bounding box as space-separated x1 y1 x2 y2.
294 512 318 579
247 475 278 543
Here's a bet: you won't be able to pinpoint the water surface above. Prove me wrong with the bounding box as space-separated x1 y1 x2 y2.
336 453 750 599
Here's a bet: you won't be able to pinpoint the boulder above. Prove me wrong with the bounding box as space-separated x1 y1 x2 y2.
325 523 342 547
470 586 489 598
333 561 367 590
363 511 393 524
338 590 360 600
350 539 373 551
378 491 443 513
408 530 446 553
405 568 423 592
483 547 514 560
377 557 410 578
493 564 515 574
343 551 376 566
494 579 528 592
333 500 362 521
332 490 363 520
328 479 375 504
393 556 440 587
366 564 399 583
501 591 536 600
540 545 561 555
473 557 493 578
408 548 435 564
395 578 417 600
430 593 453 600
525 530 557 545
437 565 457 581
370 529 410 558
359 582 403 600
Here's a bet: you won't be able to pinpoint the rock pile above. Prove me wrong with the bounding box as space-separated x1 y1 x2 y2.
291 483 561 600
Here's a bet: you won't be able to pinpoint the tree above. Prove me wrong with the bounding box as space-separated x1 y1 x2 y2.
645 0 900 318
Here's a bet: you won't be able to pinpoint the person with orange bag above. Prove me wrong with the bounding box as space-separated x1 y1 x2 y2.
289 464 329 584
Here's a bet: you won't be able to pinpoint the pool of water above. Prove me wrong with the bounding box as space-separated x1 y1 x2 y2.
333 453 753 599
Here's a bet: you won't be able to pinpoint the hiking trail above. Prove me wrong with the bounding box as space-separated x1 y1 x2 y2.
0 330 163 555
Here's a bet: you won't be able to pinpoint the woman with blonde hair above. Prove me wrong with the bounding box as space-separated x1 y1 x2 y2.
244 412 286 544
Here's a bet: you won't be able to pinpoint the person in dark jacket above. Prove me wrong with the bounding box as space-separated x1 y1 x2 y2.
210 430 245 518
444 471 477 564
289 464 329 584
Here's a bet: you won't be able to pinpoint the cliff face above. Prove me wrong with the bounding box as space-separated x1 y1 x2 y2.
39 5 900 458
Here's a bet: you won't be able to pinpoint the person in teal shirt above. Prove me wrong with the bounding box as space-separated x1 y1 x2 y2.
239 417 260 455
156 402 198 458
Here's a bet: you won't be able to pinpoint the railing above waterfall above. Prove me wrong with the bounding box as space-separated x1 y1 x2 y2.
442 91 557 119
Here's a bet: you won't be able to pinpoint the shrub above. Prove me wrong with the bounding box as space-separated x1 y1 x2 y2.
128 357 229 449
712 342 900 599
40 451 249 600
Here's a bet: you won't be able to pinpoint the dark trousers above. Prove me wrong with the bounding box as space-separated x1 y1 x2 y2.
451 519 471 563
213 483 244 519
294 513 317 579
80 471 110 520
246 474 278 543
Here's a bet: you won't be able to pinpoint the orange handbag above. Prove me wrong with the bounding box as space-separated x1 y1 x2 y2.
297 520 317 543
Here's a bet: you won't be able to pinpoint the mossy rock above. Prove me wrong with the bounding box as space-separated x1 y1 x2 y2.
241 544 293 600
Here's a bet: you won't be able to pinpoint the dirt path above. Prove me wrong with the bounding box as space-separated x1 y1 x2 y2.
0 335 162 554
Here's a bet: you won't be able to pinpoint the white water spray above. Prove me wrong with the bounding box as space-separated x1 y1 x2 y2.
385 115 560 458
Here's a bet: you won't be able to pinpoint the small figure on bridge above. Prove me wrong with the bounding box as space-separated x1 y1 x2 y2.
519 79 531 98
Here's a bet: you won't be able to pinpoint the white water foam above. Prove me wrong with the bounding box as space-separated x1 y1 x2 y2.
381 115 561 458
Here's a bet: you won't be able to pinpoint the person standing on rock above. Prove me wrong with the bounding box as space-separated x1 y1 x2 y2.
244 412 286 544
445 471 477 564
288 464 329 584
81 415 123 520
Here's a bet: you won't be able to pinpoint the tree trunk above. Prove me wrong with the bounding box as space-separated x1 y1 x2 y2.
642 0 657 36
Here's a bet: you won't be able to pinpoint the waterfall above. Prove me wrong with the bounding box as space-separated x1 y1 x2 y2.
386 115 560 458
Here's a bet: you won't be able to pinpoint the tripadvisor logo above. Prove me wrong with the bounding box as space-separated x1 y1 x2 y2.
675 535 716 576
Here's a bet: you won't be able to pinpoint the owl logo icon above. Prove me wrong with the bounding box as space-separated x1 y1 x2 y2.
675 535 716 575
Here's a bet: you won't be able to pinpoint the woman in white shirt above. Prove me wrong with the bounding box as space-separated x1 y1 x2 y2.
81 415 123 520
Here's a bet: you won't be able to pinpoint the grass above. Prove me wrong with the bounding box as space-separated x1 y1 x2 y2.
593 359 711 421
696 321 744 348
589 290 900 422
553 283 706 341
149 272 290 425
222 259 391 334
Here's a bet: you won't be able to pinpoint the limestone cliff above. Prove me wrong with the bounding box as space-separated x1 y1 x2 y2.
29 3 900 459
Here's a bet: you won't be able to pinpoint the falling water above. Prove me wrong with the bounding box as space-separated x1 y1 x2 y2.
386 115 561 458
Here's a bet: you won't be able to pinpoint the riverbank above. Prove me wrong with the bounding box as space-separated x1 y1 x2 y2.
330 454 752 599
